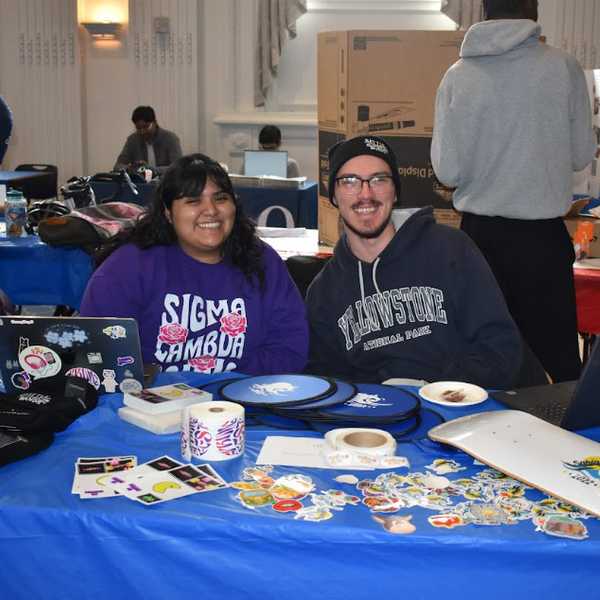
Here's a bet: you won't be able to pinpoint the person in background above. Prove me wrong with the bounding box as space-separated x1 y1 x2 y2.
114 105 182 175
431 0 596 383
243 124 300 178
305 135 522 389
0 95 13 165
81 153 308 375
0 95 15 313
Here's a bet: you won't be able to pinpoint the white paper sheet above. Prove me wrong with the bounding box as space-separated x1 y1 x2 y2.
259 228 319 258
256 436 331 469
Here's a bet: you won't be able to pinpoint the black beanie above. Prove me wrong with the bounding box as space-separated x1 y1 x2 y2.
327 135 401 207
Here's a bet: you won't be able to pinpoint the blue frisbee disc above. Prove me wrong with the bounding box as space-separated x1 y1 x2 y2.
198 374 248 399
275 379 357 412
254 413 309 430
219 374 335 407
317 383 420 422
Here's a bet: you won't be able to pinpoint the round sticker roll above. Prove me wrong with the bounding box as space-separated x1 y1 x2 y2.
181 401 245 462
325 428 397 459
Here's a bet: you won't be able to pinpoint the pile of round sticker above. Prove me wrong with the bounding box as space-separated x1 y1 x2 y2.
214 375 445 440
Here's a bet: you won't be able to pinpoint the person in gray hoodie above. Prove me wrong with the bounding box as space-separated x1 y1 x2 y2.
431 0 595 383
305 135 522 388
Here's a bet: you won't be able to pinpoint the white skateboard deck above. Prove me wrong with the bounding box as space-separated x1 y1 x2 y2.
428 410 600 517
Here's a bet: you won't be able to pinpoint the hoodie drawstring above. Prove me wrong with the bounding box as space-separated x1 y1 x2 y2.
358 257 383 303
358 261 366 305
372 257 382 296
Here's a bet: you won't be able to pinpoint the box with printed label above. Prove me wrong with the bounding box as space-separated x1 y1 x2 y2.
317 30 463 244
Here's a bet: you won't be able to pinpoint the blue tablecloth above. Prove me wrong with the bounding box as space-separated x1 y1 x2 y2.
0 371 598 599
236 181 318 228
90 180 319 229
0 234 93 307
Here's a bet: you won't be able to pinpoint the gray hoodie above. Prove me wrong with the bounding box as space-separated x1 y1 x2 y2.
431 19 595 219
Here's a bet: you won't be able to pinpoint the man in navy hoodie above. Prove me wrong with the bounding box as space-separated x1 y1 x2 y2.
431 0 595 383
305 135 522 388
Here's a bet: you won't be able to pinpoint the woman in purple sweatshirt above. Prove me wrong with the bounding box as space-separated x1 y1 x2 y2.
80 153 308 375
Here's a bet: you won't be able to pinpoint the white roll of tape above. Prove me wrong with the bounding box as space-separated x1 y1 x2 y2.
324 428 397 464
181 401 245 462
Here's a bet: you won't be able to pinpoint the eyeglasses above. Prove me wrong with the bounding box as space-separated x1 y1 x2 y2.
335 174 394 197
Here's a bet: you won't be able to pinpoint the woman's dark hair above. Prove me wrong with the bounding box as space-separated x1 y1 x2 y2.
95 153 265 286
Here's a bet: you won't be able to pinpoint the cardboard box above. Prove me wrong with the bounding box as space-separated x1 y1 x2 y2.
317 30 463 244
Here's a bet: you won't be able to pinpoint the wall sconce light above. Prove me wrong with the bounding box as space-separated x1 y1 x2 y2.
81 21 123 40
78 0 127 41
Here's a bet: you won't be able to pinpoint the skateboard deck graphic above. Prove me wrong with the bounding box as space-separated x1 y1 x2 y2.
428 410 600 517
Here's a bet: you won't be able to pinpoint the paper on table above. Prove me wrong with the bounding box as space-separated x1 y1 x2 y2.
256 435 390 470
256 226 306 238
259 229 319 259
257 436 332 469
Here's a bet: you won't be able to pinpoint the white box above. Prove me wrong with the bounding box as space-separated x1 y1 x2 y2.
123 383 211 415
118 406 182 435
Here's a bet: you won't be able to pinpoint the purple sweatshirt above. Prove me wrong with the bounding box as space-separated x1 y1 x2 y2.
80 242 308 375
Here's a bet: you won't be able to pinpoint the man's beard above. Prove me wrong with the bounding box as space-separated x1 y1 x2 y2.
342 206 393 240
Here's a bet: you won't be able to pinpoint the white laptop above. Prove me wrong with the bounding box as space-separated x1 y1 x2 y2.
244 150 288 178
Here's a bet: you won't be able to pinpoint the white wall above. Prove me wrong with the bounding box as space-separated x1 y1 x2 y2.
81 0 200 176
0 0 84 182
0 0 199 183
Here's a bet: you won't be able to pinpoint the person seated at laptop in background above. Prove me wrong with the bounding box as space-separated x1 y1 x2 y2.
304 135 523 389
80 153 309 375
114 105 182 176
242 124 300 178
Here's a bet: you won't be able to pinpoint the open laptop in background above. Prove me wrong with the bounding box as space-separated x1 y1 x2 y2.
244 150 288 178
0 316 145 396
493 340 600 431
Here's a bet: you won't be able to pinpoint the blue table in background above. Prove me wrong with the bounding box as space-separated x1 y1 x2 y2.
0 371 598 599
235 181 318 228
0 234 92 308
91 179 319 229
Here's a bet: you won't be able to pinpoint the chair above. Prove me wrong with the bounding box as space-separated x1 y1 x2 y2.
285 255 330 299
14 164 58 201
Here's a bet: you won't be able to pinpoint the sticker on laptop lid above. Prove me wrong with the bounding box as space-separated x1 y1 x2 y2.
119 378 143 394
103 325 127 339
18 345 61 379
65 367 101 390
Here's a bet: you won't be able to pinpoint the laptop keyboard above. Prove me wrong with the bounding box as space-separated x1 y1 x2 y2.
531 400 568 424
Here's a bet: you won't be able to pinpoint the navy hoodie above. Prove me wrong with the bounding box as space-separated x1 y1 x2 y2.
306 207 522 388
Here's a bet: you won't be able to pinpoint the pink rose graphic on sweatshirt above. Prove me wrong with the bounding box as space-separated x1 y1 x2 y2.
188 355 217 372
220 313 247 337
158 323 188 345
